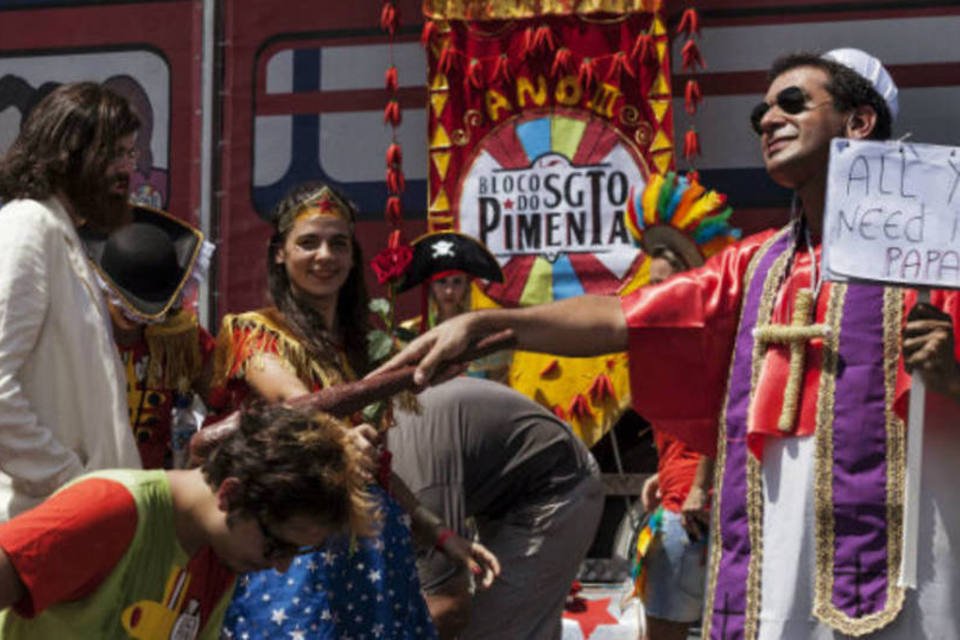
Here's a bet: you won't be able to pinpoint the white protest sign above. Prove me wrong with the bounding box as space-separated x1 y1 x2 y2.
823 138 960 288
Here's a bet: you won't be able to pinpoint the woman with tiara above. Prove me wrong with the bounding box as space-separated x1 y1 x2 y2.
213 182 497 639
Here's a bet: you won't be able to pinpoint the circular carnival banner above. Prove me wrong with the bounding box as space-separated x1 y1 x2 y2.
458 108 649 307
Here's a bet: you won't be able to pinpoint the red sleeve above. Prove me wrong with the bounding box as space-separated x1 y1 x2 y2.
620 231 774 457
0 478 138 617
655 431 703 512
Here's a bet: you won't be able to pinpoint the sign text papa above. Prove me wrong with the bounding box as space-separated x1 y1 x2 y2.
823 138 960 288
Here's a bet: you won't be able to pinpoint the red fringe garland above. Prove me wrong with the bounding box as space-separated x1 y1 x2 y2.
386 143 402 167
385 65 398 92
683 128 701 159
551 47 574 78
383 99 401 126
420 19 437 47
533 25 555 53
684 79 702 115
605 51 635 81
631 34 654 65
521 26 536 57
676 8 700 37
379 2 399 36
467 58 485 89
577 57 597 89
439 43 458 74
385 196 403 226
491 54 511 83
681 39 705 72
386 167 406 194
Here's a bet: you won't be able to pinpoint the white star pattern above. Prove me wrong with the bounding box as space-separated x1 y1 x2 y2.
223 486 437 638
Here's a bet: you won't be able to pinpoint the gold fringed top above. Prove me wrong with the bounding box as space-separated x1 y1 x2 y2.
212 307 352 392
423 0 658 20
143 309 204 393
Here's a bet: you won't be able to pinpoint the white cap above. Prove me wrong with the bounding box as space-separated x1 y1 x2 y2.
822 48 899 121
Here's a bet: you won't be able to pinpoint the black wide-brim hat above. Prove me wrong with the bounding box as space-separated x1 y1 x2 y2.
80 205 205 321
397 231 503 293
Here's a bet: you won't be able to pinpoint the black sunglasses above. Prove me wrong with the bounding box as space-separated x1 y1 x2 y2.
750 86 832 135
258 517 325 562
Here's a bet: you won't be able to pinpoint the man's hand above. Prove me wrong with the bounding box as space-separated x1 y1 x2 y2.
641 473 660 513
370 314 479 387
680 486 709 542
438 534 501 590
903 302 960 399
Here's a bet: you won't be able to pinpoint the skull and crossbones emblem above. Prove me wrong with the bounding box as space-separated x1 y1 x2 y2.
430 239 456 259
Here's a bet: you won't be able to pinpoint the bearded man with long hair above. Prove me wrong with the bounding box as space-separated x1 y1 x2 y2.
0 82 143 519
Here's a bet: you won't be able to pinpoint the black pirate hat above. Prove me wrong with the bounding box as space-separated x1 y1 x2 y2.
80 205 206 321
397 231 503 293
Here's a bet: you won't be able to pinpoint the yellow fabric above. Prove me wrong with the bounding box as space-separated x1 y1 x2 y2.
424 0 657 19
472 285 631 447
518 257 554 307
211 308 348 392
143 310 202 393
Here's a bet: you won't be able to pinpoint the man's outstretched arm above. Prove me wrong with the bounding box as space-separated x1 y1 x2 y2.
373 295 626 386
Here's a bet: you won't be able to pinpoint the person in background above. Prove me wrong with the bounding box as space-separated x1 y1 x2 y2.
0 403 372 639
397 231 510 383
81 205 217 469
637 245 713 640
0 82 142 519
391 376 603 640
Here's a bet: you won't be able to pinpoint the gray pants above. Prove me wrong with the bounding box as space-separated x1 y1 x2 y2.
462 470 605 640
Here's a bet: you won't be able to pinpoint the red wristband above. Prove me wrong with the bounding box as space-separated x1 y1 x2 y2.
434 528 456 551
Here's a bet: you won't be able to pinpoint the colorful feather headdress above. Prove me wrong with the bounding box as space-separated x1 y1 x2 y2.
624 171 741 269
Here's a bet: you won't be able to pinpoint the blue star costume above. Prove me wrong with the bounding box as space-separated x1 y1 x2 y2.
223 485 436 639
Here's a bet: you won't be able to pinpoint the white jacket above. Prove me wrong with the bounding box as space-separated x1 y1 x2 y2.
0 197 141 519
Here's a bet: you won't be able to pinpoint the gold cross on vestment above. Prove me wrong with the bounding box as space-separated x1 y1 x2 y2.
753 288 830 433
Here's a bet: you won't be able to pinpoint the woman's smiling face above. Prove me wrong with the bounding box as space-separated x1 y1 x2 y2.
275 214 354 309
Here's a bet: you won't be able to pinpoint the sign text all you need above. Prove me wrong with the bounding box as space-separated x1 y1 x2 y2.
823 138 960 288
